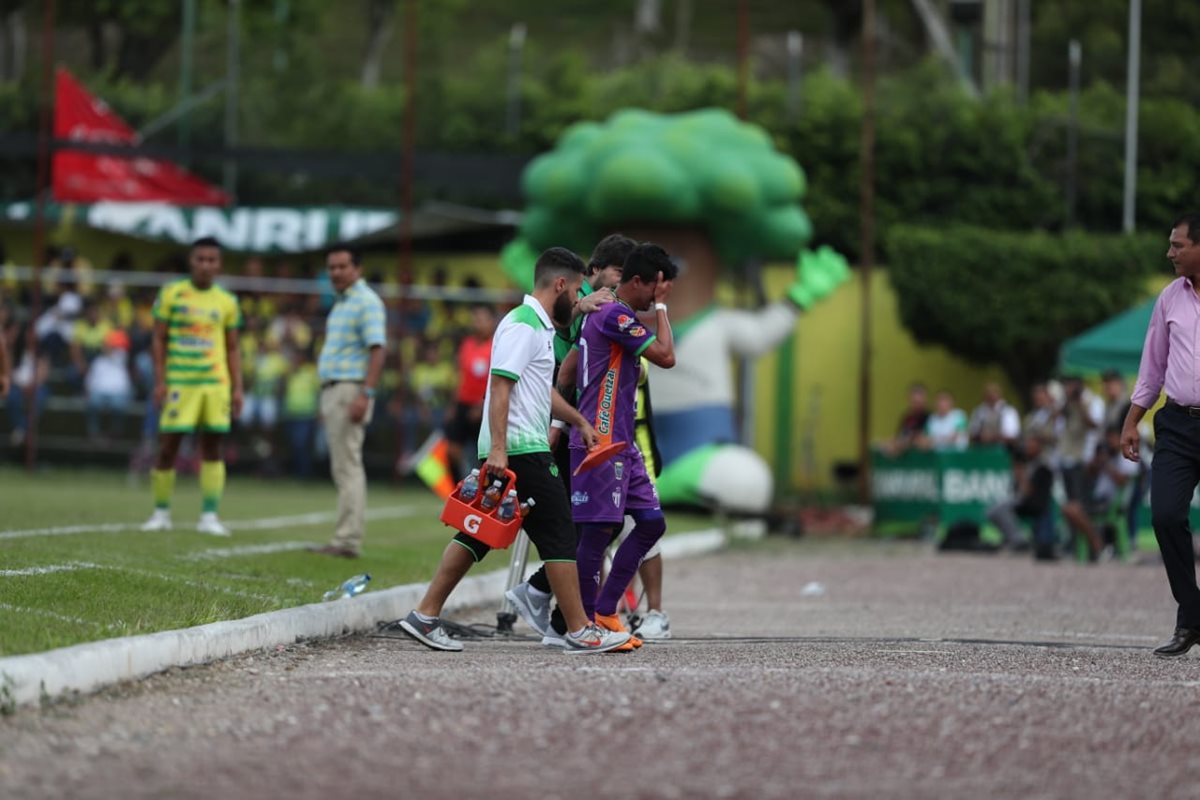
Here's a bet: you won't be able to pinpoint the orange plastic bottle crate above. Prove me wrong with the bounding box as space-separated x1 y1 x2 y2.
440 468 522 549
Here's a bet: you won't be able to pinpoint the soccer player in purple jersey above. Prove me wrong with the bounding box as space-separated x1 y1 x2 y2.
569 243 677 646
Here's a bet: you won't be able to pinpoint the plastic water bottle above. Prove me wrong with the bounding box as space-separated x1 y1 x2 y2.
460 469 481 502
323 573 371 601
498 489 518 521
518 497 536 518
480 480 503 511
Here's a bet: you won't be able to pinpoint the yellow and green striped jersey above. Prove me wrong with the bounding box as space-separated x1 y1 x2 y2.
152 279 241 386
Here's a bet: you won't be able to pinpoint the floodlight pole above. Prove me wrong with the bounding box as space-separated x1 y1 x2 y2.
1016 0 1030 105
223 0 240 200
505 22 526 139
857 0 878 504
392 0 418 469
1122 0 1141 233
786 31 803 122
26 0 55 471
736 0 748 119
178 0 196 164
1066 39 1081 228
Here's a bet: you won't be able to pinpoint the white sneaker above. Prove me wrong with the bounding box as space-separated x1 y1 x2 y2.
505 581 552 636
632 609 671 640
564 623 631 654
541 630 568 649
140 510 173 532
196 513 231 537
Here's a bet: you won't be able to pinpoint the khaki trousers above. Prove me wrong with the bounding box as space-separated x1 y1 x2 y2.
320 382 374 552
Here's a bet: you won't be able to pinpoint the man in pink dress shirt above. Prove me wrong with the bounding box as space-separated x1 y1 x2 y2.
1123 212 1200 657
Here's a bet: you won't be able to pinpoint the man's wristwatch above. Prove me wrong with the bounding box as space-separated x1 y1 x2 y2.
654 302 668 312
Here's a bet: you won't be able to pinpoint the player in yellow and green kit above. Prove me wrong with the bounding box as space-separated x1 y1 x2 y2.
141 237 244 536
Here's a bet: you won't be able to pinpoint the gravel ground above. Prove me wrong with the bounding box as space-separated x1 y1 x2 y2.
2 539 1198 800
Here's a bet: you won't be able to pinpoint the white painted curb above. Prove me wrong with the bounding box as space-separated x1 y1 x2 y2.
0 528 726 708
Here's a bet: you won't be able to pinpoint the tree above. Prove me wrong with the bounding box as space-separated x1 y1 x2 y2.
886 224 1163 394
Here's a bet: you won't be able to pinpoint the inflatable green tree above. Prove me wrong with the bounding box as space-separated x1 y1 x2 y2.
501 108 816 287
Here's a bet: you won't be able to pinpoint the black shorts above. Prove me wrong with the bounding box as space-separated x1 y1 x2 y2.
447 401 483 448
453 451 577 563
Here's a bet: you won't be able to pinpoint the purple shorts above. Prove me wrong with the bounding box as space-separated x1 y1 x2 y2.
568 446 660 524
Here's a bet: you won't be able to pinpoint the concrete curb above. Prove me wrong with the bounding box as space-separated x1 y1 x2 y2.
0 528 726 709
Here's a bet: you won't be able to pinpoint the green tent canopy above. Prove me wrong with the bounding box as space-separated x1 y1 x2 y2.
1058 298 1154 376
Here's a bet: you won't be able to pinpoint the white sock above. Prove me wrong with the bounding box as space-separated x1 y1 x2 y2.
527 585 550 600
568 627 590 638
414 611 436 624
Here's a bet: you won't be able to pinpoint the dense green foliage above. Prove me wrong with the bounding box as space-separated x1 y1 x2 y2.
887 224 1165 392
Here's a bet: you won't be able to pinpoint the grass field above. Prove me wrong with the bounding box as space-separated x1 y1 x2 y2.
0 467 716 657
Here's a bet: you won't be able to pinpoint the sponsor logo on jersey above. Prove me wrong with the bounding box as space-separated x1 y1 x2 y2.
571 491 589 505
628 326 646 338
611 489 622 507
617 314 634 330
613 460 624 480
596 367 617 436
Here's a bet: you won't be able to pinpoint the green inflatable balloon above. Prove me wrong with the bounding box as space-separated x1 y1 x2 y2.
506 108 823 289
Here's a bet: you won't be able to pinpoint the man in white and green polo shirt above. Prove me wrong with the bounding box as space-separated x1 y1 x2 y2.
399 247 631 654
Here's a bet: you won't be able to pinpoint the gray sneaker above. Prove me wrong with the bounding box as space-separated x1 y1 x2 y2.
632 609 671 640
564 623 631 654
505 581 551 636
398 610 464 652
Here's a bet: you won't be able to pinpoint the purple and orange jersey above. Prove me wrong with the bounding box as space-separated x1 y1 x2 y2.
569 301 656 452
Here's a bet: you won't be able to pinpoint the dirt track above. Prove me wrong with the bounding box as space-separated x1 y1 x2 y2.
3 539 1198 800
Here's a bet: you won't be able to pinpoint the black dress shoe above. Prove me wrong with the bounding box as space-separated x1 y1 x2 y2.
1153 627 1200 658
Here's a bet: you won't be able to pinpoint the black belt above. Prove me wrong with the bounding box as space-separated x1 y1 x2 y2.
321 380 363 389
1168 399 1200 417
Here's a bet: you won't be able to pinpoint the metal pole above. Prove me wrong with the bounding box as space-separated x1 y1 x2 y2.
26 0 54 471
223 0 240 200
1122 0 1141 234
496 532 530 633
736 0 748 119
786 31 803 122
392 0 418 466
1066 39 1081 229
857 0 877 504
505 22 526 140
1016 0 1030 105
178 0 196 164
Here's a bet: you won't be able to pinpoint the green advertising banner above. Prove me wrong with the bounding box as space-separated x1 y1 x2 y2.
872 447 1013 535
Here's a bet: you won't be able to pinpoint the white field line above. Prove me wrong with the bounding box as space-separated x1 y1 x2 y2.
182 541 314 561
0 561 102 577
0 504 422 541
0 559 275 602
0 602 97 627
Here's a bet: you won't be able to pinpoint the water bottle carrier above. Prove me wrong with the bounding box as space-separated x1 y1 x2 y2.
440 467 522 549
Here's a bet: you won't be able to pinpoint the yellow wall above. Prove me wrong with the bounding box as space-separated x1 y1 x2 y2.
751 266 1014 491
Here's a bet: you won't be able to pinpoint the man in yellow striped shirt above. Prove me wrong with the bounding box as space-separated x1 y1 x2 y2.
141 238 243 536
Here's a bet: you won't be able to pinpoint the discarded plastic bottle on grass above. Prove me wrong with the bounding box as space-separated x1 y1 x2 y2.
323 573 371 601
480 480 503 511
460 469 481 502
498 489 518 521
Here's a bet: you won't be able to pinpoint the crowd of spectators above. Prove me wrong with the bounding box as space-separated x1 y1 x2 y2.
0 243 503 479
879 374 1149 561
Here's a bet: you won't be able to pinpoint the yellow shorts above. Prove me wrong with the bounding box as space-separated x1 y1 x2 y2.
160 384 231 434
